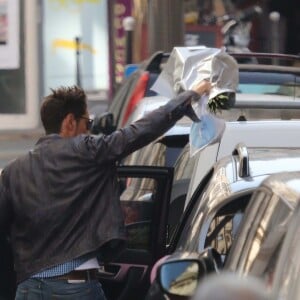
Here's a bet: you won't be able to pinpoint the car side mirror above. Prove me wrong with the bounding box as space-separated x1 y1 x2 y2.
158 259 207 297
91 112 116 135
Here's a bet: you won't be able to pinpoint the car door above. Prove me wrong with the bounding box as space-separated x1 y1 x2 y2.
99 165 173 300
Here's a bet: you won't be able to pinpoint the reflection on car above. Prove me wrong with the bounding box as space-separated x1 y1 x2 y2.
270 201 300 300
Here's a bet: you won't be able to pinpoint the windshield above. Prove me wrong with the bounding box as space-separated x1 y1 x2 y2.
173 144 195 181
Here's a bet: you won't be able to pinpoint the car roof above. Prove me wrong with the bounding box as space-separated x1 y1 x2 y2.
127 89 300 127
190 145 300 215
186 118 300 202
234 93 300 108
217 120 300 160
206 146 300 192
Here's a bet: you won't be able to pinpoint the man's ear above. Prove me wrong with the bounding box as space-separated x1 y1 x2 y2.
60 113 76 137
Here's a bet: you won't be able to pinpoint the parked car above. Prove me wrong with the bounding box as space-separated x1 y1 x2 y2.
93 50 300 135
7 148 300 300
120 79 300 173
91 51 300 297
119 84 300 241
156 171 300 299
143 147 300 299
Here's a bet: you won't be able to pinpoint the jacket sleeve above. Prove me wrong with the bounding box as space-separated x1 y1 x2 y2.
77 90 199 163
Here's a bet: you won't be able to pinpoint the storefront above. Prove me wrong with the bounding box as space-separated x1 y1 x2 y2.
0 0 39 129
42 0 110 96
0 0 112 130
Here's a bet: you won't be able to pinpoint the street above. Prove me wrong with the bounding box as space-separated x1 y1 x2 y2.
0 129 43 169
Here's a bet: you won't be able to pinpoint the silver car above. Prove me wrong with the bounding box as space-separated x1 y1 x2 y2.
146 146 300 299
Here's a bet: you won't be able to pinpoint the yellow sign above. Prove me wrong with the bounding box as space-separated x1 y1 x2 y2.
52 39 97 54
49 0 102 9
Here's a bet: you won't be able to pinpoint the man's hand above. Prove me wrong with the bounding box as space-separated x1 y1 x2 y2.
183 80 212 122
192 80 212 96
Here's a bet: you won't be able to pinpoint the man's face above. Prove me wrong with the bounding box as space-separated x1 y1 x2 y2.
75 112 92 135
60 111 93 137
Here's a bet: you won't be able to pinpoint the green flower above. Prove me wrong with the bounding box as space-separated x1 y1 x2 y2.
208 93 235 114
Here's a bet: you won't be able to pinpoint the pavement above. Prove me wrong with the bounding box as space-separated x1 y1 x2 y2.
0 127 44 141
0 127 44 169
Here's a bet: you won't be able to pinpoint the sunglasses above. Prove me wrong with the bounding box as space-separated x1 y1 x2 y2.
80 116 94 130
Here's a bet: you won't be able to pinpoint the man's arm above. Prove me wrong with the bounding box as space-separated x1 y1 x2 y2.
79 81 211 163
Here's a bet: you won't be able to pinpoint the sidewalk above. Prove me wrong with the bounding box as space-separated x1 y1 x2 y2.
0 127 44 142
0 127 43 169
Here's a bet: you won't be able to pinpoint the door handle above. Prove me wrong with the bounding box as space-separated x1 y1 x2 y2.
97 267 116 278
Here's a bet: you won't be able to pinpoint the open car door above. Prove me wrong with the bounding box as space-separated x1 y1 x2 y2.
99 165 174 300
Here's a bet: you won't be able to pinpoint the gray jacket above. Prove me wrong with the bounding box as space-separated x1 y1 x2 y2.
0 91 198 283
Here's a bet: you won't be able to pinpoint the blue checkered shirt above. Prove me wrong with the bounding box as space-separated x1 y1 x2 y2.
31 254 91 278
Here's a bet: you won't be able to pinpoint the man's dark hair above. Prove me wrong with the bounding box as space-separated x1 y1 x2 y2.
40 86 87 134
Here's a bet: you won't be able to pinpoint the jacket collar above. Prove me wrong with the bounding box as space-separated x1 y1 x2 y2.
35 134 62 145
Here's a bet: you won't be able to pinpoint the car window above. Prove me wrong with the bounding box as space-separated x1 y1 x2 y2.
173 144 195 181
228 190 294 280
120 176 157 251
239 72 300 99
271 208 300 300
123 142 166 167
167 144 194 238
204 195 250 261
174 168 216 252
239 83 283 95
238 83 300 99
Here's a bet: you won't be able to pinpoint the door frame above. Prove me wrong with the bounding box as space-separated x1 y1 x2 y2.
99 165 174 300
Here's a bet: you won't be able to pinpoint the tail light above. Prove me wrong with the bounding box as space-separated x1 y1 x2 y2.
121 71 150 126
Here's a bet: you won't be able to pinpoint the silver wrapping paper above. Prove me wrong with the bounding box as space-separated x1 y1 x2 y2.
151 47 239 100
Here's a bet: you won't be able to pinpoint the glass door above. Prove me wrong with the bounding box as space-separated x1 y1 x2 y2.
0 0 39 129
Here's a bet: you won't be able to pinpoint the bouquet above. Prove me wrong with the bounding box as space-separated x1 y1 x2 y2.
207 92 236 114
151 47 239 115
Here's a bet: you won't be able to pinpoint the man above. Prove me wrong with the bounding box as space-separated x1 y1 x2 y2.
0 81 211 299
